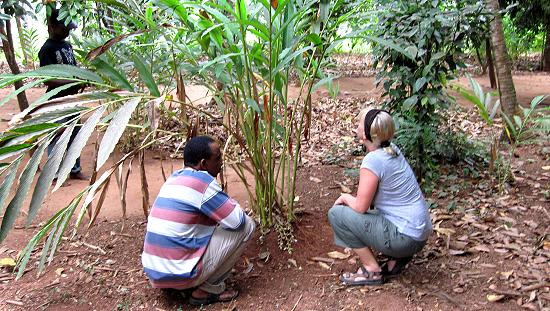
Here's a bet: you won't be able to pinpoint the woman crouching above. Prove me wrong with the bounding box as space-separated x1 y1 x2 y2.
328 108 432 286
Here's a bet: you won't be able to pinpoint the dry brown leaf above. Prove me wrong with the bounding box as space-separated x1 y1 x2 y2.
487 294 505 302
340 185 352 193
500 270 514 280
318 262 331 270
258 251 270 262
472 245 491 253
450 241 468 250
449 249 467 256
527 290 537 303
434 227 455 236
287 259 297 268
0 258 15 267
327 251 350 260
55 268 64 276
309 176 322 183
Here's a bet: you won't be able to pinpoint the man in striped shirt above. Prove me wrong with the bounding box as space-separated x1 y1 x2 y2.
142 135 255 305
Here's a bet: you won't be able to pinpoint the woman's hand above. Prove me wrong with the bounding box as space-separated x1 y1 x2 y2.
334 194 357 208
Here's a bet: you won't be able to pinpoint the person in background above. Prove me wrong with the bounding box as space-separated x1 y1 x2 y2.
142 135 255 306
328 108 432 286
38 8 87 181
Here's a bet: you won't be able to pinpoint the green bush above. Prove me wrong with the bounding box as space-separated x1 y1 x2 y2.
371 0 487 184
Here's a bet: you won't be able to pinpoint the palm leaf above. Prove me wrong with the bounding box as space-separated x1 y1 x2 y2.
0 134 52 242
0 78 49 108
53 107 107 192
0 157 22 215
96 97 141 169
27 121 78 225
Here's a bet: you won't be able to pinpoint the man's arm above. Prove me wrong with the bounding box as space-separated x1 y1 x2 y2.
202 180 246 230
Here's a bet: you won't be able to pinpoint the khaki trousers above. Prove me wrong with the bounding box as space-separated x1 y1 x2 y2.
192 215 255 294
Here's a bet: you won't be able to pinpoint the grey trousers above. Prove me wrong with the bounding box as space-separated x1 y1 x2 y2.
192 215 256 294
328 205 426 258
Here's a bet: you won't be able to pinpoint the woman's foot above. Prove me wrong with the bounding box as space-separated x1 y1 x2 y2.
188 288 239 306
381 257 412 276
340 266 384 286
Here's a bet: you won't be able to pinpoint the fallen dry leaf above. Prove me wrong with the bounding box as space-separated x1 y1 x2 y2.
500 270 514 280
448 249 467 256
527 290 536 303
318 262 331 270
55 268 64 276
0 257 16 267
487 294 505 302
258 251 270 262
472 245 491 253
541 166 550 171
309 176 322 183
288 259 297 268
340 185 352 193
327 251 350 260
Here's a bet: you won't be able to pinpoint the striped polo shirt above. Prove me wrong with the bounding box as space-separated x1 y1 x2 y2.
141 168 245 289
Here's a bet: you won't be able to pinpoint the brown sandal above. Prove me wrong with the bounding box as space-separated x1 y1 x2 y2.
340 266 384 286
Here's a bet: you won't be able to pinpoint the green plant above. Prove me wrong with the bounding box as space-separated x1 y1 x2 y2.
452 74 501 125
19 24 39 68
498 95 548 192
0 0 412 276
371 0 488 184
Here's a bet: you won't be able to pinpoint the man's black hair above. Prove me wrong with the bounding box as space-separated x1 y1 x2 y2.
183 135 216 167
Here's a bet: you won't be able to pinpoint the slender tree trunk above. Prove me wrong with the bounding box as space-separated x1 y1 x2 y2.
486 38 497 89
0 19 29 111
543 23 550 72
485 0 518 115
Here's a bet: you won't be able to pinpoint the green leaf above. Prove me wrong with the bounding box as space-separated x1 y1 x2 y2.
96 98 141 170
158 0 189 24
413 77 427 93
27 121 78 225
54 107 106 192
15 64 102 84
530 95 546 109
513 115 522 129
245 99 261 113
0 157 22 215
0 135 52 243
312 76 337 92
132 56 160 97
0 78 48 108
0 144 33 161
8 123 59 135
403 96 418 110
92 59 134 92
30 82 84 109
16 107 87 128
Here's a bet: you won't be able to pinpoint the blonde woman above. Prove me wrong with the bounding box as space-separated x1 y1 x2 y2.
328 108 432 285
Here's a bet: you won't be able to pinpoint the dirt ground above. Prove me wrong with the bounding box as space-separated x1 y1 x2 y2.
0 70 549 311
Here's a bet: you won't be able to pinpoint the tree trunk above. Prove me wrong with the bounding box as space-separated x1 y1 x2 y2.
485 0 518 115
15 16 30 68
543 24 550 72
486 38 497 89
0 19 29 111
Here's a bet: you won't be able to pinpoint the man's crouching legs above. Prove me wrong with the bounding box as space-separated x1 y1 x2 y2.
194 215 256 295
